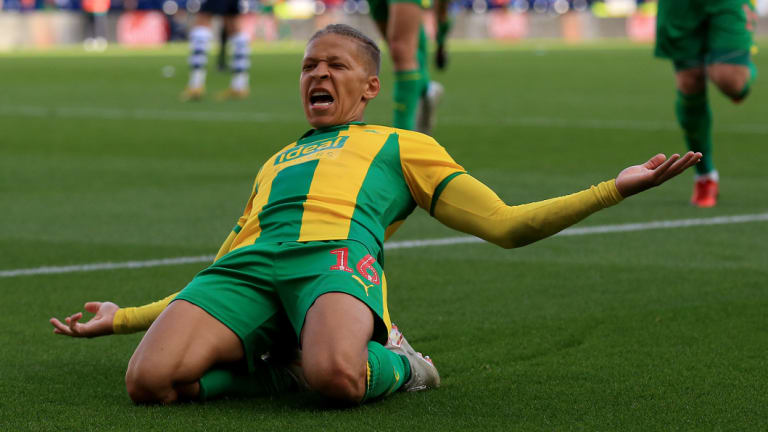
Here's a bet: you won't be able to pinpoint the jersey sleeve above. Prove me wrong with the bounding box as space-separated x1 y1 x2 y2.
112 291 178 334
433 174 624 248
398 131 466 213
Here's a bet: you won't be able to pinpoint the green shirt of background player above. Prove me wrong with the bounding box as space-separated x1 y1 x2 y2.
50 24 701 406
655 0 758 207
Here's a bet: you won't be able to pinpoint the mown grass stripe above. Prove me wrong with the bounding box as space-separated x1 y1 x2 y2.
1 212 766 279
3 104 768 134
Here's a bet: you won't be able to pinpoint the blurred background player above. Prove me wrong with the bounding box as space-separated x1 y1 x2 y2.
655 0 758 208
434 0 452 70
368 0 443 134
217 24 229 71
180 0 253 101
82 0 110 51
216 2 276 71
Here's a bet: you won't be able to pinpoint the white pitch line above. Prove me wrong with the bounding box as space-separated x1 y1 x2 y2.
0 255 216 278
384 212 768 249
2 212 767 279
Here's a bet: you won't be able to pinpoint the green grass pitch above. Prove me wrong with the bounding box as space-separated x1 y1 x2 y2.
1 38 767 431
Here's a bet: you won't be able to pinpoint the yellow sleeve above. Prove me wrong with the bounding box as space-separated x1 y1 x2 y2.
398 131 465 211
433 174 624 249
112 292 178 334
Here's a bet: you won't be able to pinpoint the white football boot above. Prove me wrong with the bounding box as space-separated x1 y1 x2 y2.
386 323 441 392
416 81 444 136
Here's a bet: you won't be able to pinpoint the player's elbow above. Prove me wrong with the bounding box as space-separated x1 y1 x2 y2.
486 234 517 249
494 237 527 249
487 227 541 249
498 239 518 249
480 226 522 249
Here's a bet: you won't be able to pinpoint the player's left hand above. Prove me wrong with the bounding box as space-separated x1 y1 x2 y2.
49 301 118 338
615 151 702 198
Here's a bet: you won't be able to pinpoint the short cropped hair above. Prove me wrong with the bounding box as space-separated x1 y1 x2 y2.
308 24 381 76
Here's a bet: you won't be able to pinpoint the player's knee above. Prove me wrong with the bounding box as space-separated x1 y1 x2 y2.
125 362 175 404
675 68 706 94
303 358 366 403
716 75 749 102
708 64 751 102
387 37 415 68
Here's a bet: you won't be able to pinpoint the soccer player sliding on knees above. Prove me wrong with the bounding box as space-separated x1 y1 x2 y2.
50 24 700 407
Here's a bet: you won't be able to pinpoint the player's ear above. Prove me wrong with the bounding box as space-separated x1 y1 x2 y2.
362 75 380 101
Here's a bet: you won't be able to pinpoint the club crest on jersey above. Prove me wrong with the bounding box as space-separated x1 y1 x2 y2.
274 136 349 166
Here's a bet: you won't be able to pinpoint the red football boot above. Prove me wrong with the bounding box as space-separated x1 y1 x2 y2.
691 178 719 208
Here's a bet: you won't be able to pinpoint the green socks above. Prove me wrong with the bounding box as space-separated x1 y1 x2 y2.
392 25 431 130
198 361 299 401
418 25 431 94
394 69 424 130
675 90 713 175
362 341 411 402
437 20 452 46
199 343 412 403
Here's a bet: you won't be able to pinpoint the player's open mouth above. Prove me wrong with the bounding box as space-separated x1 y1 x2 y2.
309 90 335 108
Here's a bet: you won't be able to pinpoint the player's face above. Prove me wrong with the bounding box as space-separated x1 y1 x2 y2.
300 34 380 128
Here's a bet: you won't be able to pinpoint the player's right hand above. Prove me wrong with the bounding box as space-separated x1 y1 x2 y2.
614 151 702 197
49 301 118 338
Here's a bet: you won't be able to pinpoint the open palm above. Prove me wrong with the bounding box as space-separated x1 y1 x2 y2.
615 152 702 198
50 301 119 338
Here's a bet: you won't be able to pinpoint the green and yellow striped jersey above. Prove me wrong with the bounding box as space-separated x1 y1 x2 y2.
226 122 465 261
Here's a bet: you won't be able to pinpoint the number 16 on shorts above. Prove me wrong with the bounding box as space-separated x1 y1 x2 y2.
329 247 380 295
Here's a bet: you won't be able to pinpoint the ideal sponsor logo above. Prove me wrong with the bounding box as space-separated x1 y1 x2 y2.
274 136 348 166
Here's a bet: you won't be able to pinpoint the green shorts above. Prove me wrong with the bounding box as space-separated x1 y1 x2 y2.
174 239 391 373
654 0 757 70
369 0 432 23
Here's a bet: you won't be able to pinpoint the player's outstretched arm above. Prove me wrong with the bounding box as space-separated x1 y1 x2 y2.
49 207 244 338
48 224 241 338
432 152 701 248
614 152 701 197
50 301 118 338
49 291 179 337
